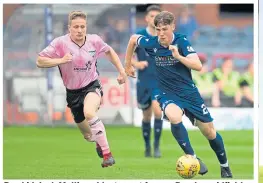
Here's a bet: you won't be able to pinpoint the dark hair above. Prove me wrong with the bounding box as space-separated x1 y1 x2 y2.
146 5 162 14
154 11 175 27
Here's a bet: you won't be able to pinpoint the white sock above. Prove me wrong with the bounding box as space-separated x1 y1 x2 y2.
220 160 229 167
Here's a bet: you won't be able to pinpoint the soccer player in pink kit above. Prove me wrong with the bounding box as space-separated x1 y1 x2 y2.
36 11 127 168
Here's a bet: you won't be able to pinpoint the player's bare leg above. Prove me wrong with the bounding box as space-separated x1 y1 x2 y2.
152 100 163 158
77 93 101 156
165 103 208 175
77 118 105 157
77 119 104 157
196 121 232 178
142 106 153 157
81 92 115 167
77 119 93 141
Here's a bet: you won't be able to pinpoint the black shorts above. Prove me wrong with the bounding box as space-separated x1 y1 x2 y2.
66 80 103 123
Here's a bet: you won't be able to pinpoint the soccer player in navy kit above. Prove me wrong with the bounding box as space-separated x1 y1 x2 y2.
125 11 232 178
132 5 163 158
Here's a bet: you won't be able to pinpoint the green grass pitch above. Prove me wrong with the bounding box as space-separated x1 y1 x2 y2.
260 166 263 182
3 126 253 179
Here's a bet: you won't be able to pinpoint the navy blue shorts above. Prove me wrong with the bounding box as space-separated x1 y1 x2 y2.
156 91 213 125
136 83 160 110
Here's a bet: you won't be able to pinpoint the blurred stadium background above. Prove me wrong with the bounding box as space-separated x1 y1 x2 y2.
3 4 255 179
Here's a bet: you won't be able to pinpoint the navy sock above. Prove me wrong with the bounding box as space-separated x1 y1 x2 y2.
171 122 195 155
154 119 163 149
142 121 151 149
209 132 228 165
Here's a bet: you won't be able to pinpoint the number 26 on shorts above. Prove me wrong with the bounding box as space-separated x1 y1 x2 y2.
201 104 209 115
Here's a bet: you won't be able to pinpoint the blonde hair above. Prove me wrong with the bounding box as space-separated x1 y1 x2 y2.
68 11 87 25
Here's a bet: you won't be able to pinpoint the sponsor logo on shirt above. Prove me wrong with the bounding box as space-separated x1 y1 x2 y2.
155 56 179 66
73 61 92 72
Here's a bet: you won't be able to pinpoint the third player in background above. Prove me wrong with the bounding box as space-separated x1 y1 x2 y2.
132 5 163 158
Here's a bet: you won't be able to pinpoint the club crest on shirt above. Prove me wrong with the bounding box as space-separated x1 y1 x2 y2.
88 50 96 57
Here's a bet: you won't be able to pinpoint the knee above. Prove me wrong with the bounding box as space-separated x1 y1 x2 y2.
153 108 162 119
152 101 162 119
142 108 152 122
165 106 182 124
168 114 182 124
143 113 152 122
84 110 96 121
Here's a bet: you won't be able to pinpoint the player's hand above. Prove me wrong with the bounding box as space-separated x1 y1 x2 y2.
117 71 127 85
135 61 148 70
169 45 180 59
62 53 73 63
125 64 136 78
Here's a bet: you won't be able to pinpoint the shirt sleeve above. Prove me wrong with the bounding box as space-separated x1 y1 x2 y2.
177 37 196 57
135 47 147 61
94 34 111 57
38 37 61 58
136 35 156 49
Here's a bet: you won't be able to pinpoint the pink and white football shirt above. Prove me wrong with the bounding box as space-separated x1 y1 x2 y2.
39 34 110 89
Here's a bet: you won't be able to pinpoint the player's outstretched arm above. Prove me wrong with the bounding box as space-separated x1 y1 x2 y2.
125 35 141 77
105 47 125 74
36 53 72 68
169 45 202 71
125 35 140 66
105 47 127 84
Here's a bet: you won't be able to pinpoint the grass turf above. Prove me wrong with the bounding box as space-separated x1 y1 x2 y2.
3 126 253 179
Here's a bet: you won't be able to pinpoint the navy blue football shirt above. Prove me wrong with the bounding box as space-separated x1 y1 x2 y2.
136 33 198 99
